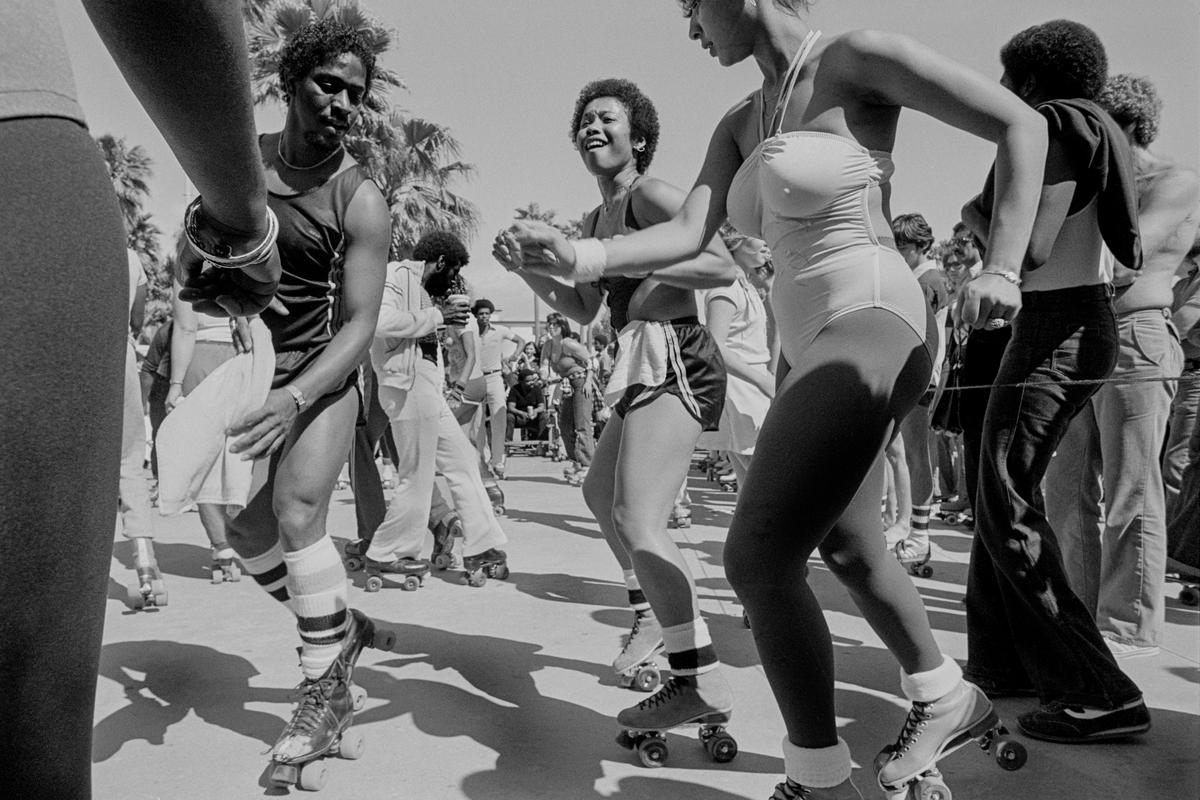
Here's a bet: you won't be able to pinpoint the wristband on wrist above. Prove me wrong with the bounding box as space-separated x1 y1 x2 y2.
170 380 184 386
980 268 1022 287
568 238 608 283
284 384 307 412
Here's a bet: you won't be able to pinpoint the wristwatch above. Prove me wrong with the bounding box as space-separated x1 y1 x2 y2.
284 384 307 412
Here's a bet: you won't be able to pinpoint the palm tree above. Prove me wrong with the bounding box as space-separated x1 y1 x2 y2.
96 133 153 232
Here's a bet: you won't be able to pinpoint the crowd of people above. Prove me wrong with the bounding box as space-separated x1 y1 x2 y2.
4 3 1198 800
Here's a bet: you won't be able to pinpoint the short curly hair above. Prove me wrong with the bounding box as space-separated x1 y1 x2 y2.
1000 20 1107 101
412 231 470 268
279 18 377 103
892 213 935 252
1098 74 1161 148
569 78 660 174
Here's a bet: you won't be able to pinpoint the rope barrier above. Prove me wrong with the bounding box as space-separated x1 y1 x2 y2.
939 371 1200 393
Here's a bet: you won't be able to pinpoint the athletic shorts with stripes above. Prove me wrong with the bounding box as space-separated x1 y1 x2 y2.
613 316 726 431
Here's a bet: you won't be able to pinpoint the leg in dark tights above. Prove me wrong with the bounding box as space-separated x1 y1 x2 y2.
0 118 128 799
725 309 938 747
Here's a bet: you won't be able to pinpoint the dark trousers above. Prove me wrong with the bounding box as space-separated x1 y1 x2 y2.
1 118 128 800
350 367 398 542
966 285 1141 707
958 326 1011 512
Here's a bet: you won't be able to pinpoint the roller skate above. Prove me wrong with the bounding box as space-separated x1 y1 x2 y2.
461 547 509 587
668 503 692 529
126 536 167 610
430 513 464 570
715 467 738 493
210 545 242 584
874 682 1026 799
491 463 506 481
266 610 393 791
566 467 589 487
614 610 665 692
342 539 371 572
486 483 506 515
768 778 863 799
894 538 933 578
363 556 430 593
935 498 972 528
616 673 738 768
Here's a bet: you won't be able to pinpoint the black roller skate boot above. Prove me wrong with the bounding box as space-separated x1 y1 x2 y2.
486 483 506 515
461 547 509 587
363 556 430 593
343 539 371 572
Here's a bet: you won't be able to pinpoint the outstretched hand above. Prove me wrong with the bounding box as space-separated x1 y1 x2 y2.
492 222 573 277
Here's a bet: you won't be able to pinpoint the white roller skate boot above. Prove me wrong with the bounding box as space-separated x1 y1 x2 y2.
613 609 665 691
772 737 862 799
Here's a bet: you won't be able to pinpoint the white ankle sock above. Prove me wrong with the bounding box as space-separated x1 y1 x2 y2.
782 736 852 788
901 655 962 703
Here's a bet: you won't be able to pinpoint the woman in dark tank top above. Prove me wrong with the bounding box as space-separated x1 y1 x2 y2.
499 78 740 737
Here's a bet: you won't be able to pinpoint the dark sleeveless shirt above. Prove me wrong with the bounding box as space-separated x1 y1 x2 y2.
263 163 372 354
587 181 645 333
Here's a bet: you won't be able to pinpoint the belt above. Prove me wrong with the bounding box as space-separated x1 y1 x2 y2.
1116 306 1171 320
483 369 501 375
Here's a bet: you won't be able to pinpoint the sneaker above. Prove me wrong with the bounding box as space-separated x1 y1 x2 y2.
1017 699 1151 743
1103 638 1160 659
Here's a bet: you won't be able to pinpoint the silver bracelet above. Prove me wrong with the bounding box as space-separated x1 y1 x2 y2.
979 268 1022 287
284 384 307 412
184 197 278 269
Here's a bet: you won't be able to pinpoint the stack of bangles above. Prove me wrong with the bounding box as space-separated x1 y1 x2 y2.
184 196 279 269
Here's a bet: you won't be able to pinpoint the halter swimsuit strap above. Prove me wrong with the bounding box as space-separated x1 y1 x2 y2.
768 30 822 137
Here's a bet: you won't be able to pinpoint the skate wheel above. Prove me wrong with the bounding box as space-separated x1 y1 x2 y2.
211 568 224 585
345 556 364 572
433 553 452 570
465 571 487 588
350 685 368 711
365 576 383 593
402 575 421 591
150 580 168 607
633 666 660 693
919 565 934 578
707 731 738 763
228 564 241 582
338 729 366 760
637 737 669 768
1180 586 1200 607
488 564 510 581
993 737 1026 771
127 585 146 609
297 760 329 791
616 730 636 750
914 778 952 800
493 505 505 516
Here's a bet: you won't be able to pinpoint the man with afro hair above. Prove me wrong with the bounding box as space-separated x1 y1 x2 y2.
1045 73 1200 659
963 19 1152 744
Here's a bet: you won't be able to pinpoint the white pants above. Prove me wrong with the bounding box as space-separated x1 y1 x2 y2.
463 372 508 471
367 360 506 560
118 338 155 539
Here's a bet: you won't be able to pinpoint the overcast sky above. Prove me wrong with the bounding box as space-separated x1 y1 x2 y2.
55 0 1199 321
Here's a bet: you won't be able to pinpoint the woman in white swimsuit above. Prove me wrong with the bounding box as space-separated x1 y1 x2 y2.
496 3 1047 798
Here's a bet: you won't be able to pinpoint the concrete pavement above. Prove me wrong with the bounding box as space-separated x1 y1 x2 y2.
96 454 1199 799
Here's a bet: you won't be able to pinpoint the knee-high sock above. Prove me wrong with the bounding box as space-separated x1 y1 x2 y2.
284 537 351 679
242 542 292 608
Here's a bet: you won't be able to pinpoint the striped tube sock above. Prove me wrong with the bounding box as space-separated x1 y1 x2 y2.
910 505 931 547
241 542 291 607
283 537 351 680
662 618 719 676
624 569 651 614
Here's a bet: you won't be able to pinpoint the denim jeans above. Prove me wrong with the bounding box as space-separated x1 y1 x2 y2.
1043 309 1182 646
1164 360 1200 520
559 372 595 468
1167 381 1200 570
966 285 1141 708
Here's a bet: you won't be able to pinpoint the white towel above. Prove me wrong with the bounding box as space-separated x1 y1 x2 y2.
157 318 275 515
605 319 670 407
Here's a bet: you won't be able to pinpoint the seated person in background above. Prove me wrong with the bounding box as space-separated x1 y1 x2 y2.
507 368 547 441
